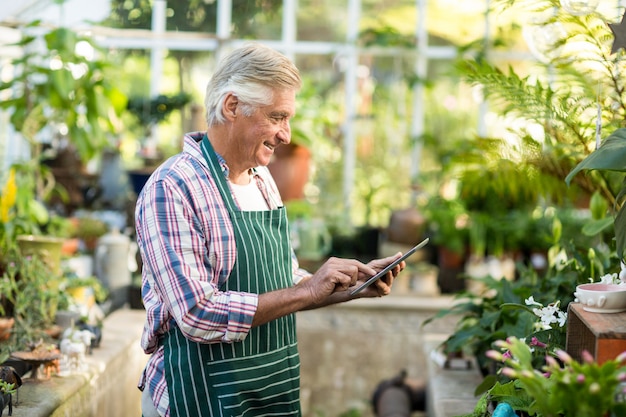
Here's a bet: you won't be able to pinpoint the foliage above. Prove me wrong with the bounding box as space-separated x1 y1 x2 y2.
468 337 626 417
420 195 470 255
0 164 60 253
61 273 109 306
1 246 65 347
69 216 109 241
0 22 127 163
0 381 16 396
105 0 281 38
359 25 416 48
425 207 619 376
567 128 626 260
456 0 626 260
126 93 192 132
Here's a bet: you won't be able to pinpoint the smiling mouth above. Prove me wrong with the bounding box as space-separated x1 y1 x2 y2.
264 142 277 151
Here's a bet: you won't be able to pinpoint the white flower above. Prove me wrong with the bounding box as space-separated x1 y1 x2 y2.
553 249 568 271
525 296 541 306
599 273 618 285
531 301 566 330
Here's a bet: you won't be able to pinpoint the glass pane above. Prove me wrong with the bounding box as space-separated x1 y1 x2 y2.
298 0 349 42
427 0 487 46
232 0 283 39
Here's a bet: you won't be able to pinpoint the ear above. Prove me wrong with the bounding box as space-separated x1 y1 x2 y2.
223 93 238 121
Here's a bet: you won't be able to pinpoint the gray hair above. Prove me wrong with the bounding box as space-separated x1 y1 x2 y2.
204 42 302 127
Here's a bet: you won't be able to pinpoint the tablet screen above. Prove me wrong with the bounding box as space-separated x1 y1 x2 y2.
349 237 429 296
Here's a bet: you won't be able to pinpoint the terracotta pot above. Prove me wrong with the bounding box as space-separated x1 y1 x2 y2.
61 238 80 256
0 317 14 342
387 208 426 245
267 144 311 202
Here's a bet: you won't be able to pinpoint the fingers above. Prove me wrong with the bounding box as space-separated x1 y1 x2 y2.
325 257 377 287
304 258 375 303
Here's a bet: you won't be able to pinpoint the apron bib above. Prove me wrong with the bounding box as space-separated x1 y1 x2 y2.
163 136 301 417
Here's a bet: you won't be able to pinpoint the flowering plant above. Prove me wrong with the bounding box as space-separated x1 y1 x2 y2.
468 337 626 417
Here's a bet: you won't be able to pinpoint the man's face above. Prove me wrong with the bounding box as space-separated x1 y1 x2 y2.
233 89 296 168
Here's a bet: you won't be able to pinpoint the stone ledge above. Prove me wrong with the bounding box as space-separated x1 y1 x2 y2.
9 309 147 417
424 334 483 417
339 294 456 311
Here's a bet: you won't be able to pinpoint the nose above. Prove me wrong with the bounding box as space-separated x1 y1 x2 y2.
276 121 291 145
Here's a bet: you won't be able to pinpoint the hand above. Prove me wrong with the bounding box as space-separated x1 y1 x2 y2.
353 253 406 298
301 257 377 305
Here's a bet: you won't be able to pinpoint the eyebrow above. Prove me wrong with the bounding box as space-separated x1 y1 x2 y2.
269 111 291 118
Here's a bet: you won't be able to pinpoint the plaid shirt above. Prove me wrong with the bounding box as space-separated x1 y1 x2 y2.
135 132 310 417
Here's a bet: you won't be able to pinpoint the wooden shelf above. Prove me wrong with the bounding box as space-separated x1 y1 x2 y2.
566 303 626 364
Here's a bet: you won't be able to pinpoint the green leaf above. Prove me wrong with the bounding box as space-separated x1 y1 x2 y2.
50 68 73 103
474 374 497 396
501 302 535 315
616 203 626 260
28 200 49 225
565 128 626 185
581 217 614 236
105 86 129 115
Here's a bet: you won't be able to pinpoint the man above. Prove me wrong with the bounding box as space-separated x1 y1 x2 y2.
136 42 405 417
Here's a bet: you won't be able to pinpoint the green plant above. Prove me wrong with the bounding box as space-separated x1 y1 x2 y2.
425 207 618 376
469 337 626 417
455 0 626 257
567 128 626 261
420 195 470 255
126 93 191 160
1 246 66 346
0 22 127 163
0 381 16 396
70 216 109 241
61 273 109 307
0 165 57 255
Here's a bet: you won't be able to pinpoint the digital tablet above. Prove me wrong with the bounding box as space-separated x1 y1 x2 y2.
349 237 429 296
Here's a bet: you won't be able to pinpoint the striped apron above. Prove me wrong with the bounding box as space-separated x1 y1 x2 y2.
162 136 301 417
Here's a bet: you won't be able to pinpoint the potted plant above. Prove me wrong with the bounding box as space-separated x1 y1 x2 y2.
566 128 626 262
466 337 626 417
0 379 18 417
69 215 109 253
421 195 469 262
125 93 192 195
0 22 127 165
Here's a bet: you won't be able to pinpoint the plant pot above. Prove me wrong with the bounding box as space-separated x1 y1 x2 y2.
267 143 310 202
0 318 14 342
128 167 156 196
16 235 65 276
0 392 12 417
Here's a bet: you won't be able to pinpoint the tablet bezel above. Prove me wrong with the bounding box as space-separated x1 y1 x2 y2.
349 237 430 296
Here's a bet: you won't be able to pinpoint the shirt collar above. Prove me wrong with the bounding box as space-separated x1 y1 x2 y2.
182 131 258 180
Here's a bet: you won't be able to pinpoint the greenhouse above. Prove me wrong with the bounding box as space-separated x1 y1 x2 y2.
1 1 626 416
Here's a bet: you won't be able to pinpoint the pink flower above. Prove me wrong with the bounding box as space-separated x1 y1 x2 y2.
494 340 509 349
503 350 512 360
556 349 573 364
530 337 547 348
545 355 558 367
576 374 585 383
581 350 594 364
486 350 504 361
